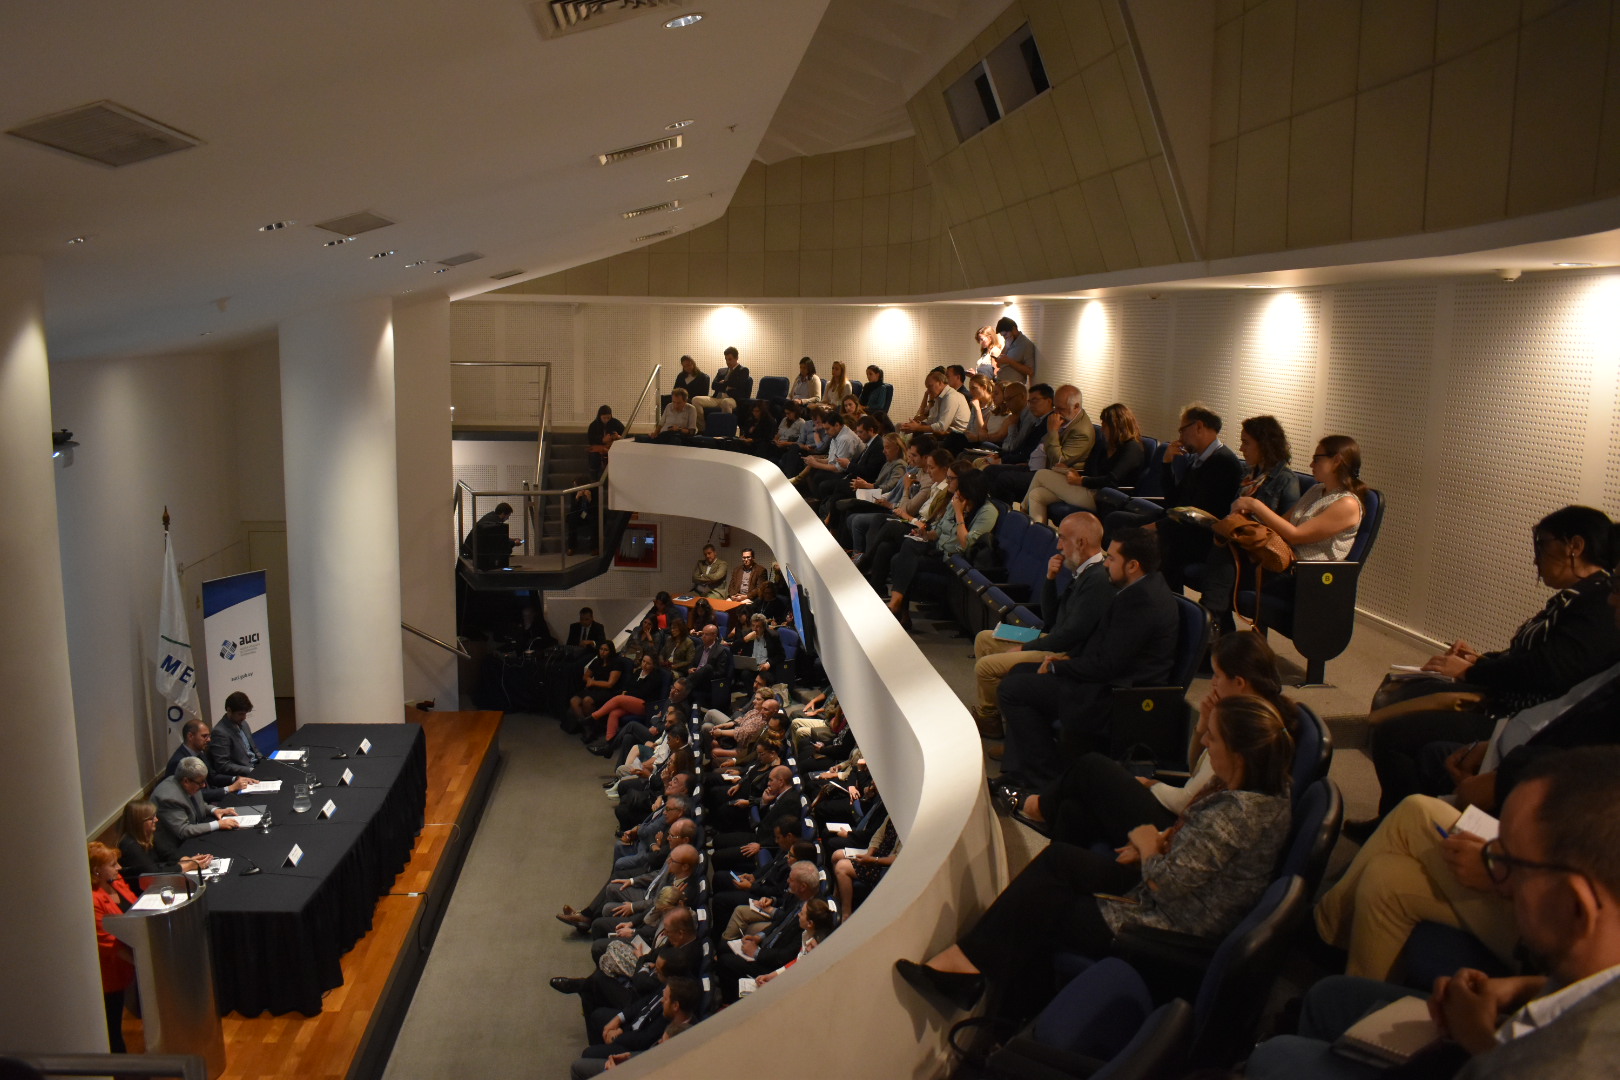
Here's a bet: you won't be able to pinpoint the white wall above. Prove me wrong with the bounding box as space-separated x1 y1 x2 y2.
51 350 250 830
449 297 1011 429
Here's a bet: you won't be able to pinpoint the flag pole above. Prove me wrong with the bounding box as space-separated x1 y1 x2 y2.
163 505 170 533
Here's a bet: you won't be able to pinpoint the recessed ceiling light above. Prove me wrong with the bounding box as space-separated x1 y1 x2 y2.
369 250 396 259
66 236 87 245
665 119 695 130
1554 262 1593 268
404 260 427 268
432 268 450 274
258 220 295 232
323 236 355 247
666 174 690 182
199 332 212 337
665 13 704 29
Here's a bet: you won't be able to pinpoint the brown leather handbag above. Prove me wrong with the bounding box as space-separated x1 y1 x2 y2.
1213 515 1295 629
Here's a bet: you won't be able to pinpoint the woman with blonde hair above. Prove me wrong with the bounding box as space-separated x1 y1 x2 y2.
115 797 212 888
90 841 140 1051
1023 402 1146 525
821 360 852 406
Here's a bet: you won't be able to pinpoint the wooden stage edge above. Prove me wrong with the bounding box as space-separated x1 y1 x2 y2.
127 709 505 1080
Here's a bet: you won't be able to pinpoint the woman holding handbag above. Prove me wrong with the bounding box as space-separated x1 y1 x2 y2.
1199 415 1302 632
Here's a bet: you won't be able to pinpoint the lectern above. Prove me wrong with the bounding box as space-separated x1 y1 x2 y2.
104 874 226 1078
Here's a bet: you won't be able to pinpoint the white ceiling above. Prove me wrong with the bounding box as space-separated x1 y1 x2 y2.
0 0 829 359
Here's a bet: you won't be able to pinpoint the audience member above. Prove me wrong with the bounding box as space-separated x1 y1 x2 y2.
898 695 1292 1022
1022 401 1144 525
689 346 748 421
789 357 821 402
970 511 1111 737
975 325 1003 378
1106 402 1242 591
858 365 888 409
691 544 728 599
567 606 608 651
993 527 1180 794
672 354 709 402
686 624 734 710
859 452 964 594
821 360 852 406
1248 747 1620 1079
657 619 695 675
994 315 1036 384
585 653 665 755
885 467 997 627
569 641 623 732
984 382 1056 500
587 405 626 474
900 369 969 437
830 816 899 913
655 387 698 441
1198 414 1301 632
89 842 139 1053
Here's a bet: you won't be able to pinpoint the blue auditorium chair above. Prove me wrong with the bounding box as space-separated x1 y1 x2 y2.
756 375 789 402
864 382 894 413
1107 595 1209 766
1292 703 1333 794
703 412 739 438
1274 779 1343 897
1047 435 1162 526
1236 487 1386 684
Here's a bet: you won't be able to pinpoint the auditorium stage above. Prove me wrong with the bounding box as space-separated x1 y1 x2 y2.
123 710 502 1080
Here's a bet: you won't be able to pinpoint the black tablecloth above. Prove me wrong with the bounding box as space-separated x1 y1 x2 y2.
189 723 427 1016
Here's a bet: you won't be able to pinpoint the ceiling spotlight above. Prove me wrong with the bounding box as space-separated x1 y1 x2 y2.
258 220 296 232
665 119 695 130
66 236 87 245
1554 262 1593 268
323 236 355 247
369 250 396 259
665 13 703 29
666 174 690 182
404 260 427 268
199 332 212 337
432 268 449 274
51 428 79 461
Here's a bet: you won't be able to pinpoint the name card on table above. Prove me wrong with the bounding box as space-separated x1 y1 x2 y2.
319 800 337 819
284 844 305 868
340 768 354 786
358 738 372 756
272 749 307 762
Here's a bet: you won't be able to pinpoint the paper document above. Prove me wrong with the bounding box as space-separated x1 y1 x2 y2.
187 858 232 879
737 977 758 996
854 488 886 503
131 891 188 911
1333 996 1440 1066
232 814 263 828
825 822 851 836
1453 805 1500 842
247 780 282 792
842 847 868 859
271 750 306 762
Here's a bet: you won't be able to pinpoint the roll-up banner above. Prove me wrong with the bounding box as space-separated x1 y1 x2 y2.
202 571 278 737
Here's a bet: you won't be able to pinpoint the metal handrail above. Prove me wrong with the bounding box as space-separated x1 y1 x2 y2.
624 363 662 436
402 621 473 660
14 1054 207 1080
455 483 608 572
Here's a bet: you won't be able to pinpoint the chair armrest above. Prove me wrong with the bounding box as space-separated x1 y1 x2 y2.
1109 925 1222 1001
987 1036 1108 1080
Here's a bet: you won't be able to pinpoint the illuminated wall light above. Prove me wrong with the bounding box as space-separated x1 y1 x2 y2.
1077 300 1109 368
1257 291 1311 371
705 305 753 348
1582 275 1620 364
870 307 916 349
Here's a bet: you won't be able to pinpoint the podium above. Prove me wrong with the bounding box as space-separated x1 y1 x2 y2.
105 874 226 1078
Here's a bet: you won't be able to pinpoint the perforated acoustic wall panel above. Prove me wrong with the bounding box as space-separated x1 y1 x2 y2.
1325 284 1436 625
1168 294 1239 417
1426 277 1596 648
1235 291 1322 457
1114 299 1175 435
582 305 652 425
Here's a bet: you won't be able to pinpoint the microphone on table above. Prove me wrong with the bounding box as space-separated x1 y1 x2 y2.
263 754 322 791
299 743 350 760
239 856 263 876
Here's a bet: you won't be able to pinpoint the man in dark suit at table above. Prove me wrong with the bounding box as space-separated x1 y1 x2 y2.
152 757 241 860
686 623 734 710
994 528 1180 796
165 719 254 799
208 692 263 778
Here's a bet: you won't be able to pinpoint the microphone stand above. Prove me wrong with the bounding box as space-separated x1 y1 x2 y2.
298 743 350 760
262 754 322 794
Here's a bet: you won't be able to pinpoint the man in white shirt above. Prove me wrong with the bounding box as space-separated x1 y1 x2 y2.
656 387 699 441
900 370 969 437
1246 745 1620 1079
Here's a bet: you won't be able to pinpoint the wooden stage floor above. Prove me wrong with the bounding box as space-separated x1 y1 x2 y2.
123 710 503 1080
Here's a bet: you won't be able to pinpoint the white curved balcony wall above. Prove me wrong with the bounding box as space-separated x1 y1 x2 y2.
605 440 1007 1077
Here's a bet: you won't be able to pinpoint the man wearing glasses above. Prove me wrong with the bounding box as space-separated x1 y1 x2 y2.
1247 746 1620 1077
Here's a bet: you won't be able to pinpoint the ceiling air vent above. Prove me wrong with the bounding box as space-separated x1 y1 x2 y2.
6 100 201 167
438 252 485 267
622 200 680 220
598 135 682 166
490 269 525 280
529 0 683 40
635 229 675 243
312 211 395 237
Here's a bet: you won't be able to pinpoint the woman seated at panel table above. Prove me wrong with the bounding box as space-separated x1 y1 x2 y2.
1351 505 1620 831
1197 415 1302 634
895 696 1294 1023
90 841 140 1053
1011 632 1299 848
116 797 213 889
1022 402 1146 526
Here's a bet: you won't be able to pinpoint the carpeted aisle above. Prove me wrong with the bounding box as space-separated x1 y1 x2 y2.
383 712 615 1080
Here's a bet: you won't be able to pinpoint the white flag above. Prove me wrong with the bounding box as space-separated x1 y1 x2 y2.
156 532 201 738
